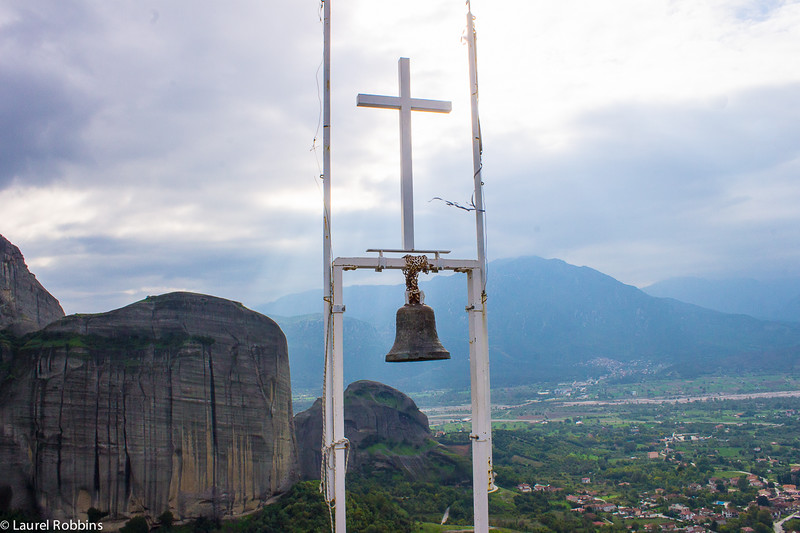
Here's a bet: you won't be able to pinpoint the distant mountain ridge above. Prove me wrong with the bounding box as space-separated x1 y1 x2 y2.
644 276 800 322
260 256 800 391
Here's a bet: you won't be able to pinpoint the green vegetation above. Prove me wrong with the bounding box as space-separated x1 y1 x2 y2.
119 516 149 533
14 330 217 360
225 394 799 532
785 517 800 531
213 480 414 533
362 439 437 456
4 375 800 532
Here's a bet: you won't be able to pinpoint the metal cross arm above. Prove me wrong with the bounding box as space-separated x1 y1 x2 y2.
356 94 452 113
357 57 452 251
356 58 451 114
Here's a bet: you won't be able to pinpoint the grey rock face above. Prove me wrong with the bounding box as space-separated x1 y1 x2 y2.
294 380 431 480
0 235 64 335
0 292 297 522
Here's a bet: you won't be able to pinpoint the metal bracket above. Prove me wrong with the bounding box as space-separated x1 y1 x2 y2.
431 250 443 272
375 250 386 272
332 305 346 314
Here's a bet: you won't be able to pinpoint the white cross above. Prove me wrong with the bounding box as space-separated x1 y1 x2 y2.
357 57 451 251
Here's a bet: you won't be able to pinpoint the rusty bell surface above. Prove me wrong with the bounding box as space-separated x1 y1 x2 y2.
385 301 450 362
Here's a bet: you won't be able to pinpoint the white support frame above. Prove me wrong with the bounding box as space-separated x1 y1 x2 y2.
324 254 493 532
321 2 492 531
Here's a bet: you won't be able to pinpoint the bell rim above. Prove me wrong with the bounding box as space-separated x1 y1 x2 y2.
385 350 451 363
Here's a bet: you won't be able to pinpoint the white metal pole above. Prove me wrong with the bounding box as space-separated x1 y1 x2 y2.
467 268 491 533
477 264 493 497
323 1 332 289
466 5 495 530
322 3 331 272
467 5 487 289
322 0 338 515
323 4 346 526
332 266 347 532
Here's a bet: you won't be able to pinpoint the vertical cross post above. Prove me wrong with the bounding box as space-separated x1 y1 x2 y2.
357 58 451 250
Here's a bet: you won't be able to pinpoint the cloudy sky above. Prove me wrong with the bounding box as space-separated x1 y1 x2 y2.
2 0 799 315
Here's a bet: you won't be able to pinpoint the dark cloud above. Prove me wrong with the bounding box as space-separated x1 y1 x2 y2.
1 1 321 190
0 67 95 186
0 2 100 185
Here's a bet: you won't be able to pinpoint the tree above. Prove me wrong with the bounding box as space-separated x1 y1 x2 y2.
737 476 750 491
87 508 109 524
0 486 11 513
191 516 218 533
157 510 174 530
119 516 149 533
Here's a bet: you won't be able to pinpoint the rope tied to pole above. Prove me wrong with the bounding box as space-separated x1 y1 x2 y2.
320 299 334 531
320 434 351 532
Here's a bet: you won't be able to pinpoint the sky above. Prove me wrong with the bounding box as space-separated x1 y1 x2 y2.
2 0 800 315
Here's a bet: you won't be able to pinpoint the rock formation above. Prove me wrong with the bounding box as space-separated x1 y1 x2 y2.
295 380 450 481
0 234 64 335
0 292 297 523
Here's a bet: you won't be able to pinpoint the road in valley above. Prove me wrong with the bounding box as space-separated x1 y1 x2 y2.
559 389 800 407
775 511 799 533
422 389 800 426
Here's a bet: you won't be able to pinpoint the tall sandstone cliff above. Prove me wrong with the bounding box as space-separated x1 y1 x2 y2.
0 292 297 522
0 234 64 335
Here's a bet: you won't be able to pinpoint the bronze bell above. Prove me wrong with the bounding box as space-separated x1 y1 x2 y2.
385 301 450 362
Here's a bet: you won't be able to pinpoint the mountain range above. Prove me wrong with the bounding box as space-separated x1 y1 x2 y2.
644 276 800 322
259 256 800 392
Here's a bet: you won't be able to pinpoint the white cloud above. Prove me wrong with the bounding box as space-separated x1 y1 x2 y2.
2 0 800 314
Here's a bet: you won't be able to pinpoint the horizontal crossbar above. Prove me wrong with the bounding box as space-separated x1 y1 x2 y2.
356 94 452 113
333 256 480 272
365 248 450 254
